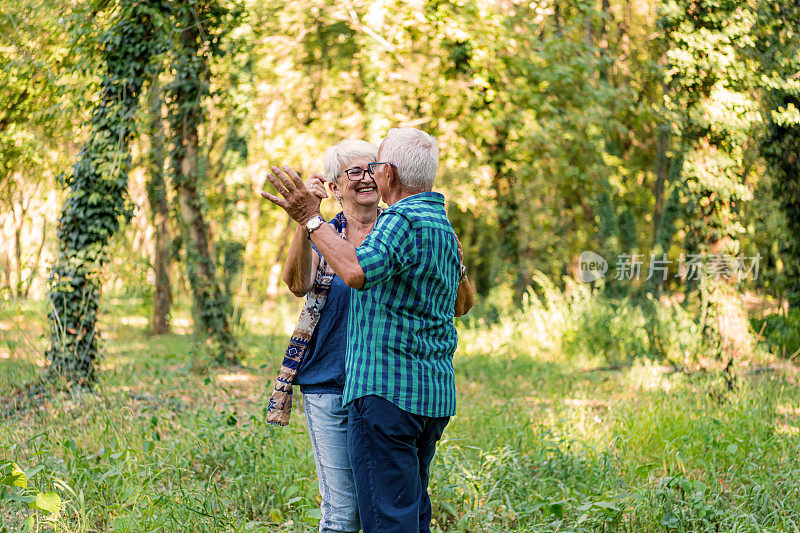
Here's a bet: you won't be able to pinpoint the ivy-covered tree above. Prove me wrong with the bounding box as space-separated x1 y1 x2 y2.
656 0 759 358
758 0 800 311
44 0 168 385
166 0 239 363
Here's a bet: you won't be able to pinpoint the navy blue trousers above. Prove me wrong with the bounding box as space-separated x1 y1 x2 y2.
347 395 450 533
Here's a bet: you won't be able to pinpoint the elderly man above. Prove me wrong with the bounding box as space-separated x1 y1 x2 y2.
261 127 466 533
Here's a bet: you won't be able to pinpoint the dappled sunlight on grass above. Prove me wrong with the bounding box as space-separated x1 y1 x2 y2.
777 423 799 435
620 361 676 393
776 404 800 417
170 316 193 335
216 371 256 384
118 315 149 327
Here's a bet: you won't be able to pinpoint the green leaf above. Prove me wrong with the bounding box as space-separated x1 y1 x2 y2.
29 491 62 515
440 500 459 518
661 511 679 528
284 484 299 499
549 501 565 519
9 493 36 505
268 508 283 523
285 496 303 506
726 443 738 455
1 463 27 488
594 501 620 515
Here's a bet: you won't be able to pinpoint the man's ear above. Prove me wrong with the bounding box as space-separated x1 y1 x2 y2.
386 165 398 189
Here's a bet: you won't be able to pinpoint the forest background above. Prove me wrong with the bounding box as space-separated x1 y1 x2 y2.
2 0 800 531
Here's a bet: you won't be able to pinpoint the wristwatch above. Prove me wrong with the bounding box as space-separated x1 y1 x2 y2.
459 263 468 282
305 215 326 235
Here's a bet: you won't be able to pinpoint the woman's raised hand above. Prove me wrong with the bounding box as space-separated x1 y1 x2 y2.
305 172 329 200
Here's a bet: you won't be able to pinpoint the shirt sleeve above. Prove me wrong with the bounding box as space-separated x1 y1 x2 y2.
355 211 416 290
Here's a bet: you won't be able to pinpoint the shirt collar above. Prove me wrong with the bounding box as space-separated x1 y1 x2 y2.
391 191 445 208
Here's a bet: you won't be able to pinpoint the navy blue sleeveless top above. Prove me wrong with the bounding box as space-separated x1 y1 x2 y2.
295 270 351 394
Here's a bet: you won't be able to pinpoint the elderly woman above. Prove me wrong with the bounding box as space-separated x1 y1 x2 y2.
265 139 473 533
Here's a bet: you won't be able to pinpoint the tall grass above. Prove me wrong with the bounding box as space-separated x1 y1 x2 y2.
2 284 799 532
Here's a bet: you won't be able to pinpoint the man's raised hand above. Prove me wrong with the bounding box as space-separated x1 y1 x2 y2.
260 165 323 225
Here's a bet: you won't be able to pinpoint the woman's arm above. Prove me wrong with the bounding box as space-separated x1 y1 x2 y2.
282 222 320 297
454 275 474 317
453 234 474 317
281 173 327 296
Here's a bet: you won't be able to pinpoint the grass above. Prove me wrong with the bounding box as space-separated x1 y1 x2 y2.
1 293 799 532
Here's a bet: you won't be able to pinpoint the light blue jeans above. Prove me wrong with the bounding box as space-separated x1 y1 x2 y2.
303 392 360 533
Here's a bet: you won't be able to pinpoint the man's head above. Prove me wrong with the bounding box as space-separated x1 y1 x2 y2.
372 128 439 201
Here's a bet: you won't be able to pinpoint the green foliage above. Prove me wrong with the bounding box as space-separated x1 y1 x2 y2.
757 0 800 310
218 239 246 300
0 458 70 529
462 272 703 368
754 309 800 359
0 0 77 194
44 0 171 385
430 1 661 298
657 0 759 357
166 0 242 364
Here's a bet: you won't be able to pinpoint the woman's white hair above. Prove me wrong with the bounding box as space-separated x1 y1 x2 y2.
323 139 379 183
379 127 439 191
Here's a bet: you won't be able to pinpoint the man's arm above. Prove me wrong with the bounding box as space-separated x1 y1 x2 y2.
259 165 366 289
308 224 365 289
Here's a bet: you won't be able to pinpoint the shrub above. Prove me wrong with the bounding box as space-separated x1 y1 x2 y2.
753 309 800 359
517 272 703 367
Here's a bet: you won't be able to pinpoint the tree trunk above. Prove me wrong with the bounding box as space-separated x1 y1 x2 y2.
170 10 239 364
21 219 46 299
0 235 10 297
241 169 266 297
651 123 670 247
45 0 163 386
11 183 29 299
145 76 172 335
13 213 22 299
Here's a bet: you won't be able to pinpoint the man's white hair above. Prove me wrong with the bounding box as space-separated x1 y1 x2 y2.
380 127 439 191
323 139 378 183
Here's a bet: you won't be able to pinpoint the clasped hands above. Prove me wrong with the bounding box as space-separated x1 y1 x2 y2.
260 165 329 225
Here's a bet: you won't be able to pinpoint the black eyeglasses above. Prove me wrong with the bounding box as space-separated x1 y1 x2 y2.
340 167 373 181
367 162 397 175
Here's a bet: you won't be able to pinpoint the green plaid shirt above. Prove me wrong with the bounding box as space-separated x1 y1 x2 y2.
343 192 459 417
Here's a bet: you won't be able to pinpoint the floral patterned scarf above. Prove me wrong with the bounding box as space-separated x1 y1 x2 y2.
265 212 347 426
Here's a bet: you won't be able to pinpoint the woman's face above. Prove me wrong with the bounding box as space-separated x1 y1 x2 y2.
330 156 380 210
